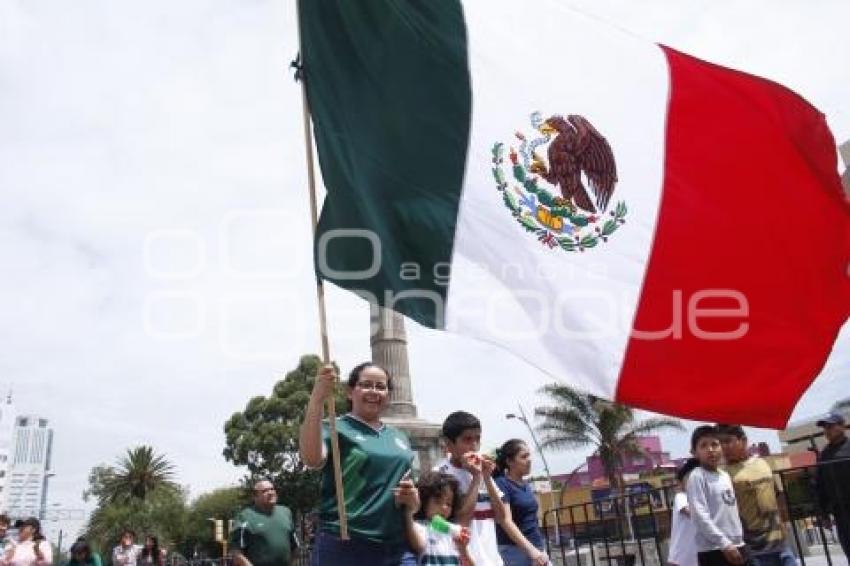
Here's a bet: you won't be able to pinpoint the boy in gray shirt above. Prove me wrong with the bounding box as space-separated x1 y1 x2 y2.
686 425 748 566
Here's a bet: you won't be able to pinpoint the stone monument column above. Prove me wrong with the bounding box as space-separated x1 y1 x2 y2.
371 307 443 472
370 307 417 418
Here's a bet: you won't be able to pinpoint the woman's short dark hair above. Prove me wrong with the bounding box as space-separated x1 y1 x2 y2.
494 439 527 477
347 362 393 390
346 362 392 411
414 471 460 521
15 517 42 539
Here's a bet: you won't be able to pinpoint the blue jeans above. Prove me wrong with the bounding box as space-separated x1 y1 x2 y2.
749 549 796 566
498 544 551 566
499 544 533 566
310 531 407 566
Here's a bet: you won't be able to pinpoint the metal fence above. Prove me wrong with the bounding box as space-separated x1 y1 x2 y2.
291 513 315 566
542 484 675 566
541 459 850 566
774 458 849 566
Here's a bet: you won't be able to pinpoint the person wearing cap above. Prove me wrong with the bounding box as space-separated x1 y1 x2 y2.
815 411 850 559
0 517 52 566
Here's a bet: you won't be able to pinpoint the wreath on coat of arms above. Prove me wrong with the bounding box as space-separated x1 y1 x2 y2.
491 111 627 252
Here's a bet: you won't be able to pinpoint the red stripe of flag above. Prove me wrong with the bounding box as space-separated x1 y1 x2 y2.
616 47 850 428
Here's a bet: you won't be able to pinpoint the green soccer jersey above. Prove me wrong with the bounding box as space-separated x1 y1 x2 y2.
230 504 295 566
319 414 414 543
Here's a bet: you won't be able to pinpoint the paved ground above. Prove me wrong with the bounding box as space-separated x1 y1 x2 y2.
544 546 848 566
800 545 848 566
801 554 848 566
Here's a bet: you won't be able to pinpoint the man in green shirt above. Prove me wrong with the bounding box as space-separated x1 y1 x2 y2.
230 480 297 566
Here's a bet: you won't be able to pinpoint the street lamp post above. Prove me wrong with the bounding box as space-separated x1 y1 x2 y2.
506 403 562 546
506 403 553 482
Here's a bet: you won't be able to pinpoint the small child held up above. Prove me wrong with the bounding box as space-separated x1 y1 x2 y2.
686 425 748 566
398 471 474 566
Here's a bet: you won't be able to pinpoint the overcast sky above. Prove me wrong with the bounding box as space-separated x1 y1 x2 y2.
1 0 848 542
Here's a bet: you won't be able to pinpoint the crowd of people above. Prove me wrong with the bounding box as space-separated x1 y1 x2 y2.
0 519 166 566
112 531 166 566
294 361 550 565
0 362 845 566
288 362 850 566
668 414 849 566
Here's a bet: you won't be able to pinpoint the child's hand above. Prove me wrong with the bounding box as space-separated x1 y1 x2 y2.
721 545 744 565
453 526 471 545
530 549 549 565
462 452 483 476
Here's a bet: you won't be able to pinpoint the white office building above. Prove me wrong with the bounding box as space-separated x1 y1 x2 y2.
0 394 17 511
4 415 53 518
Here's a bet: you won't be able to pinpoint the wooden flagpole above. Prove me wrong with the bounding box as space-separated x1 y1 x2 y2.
294 0 349 540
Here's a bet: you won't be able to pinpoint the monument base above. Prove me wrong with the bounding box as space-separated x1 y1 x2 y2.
383 416 444 474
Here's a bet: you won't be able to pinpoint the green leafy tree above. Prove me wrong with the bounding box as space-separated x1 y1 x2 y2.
82 464 117 502
223 354 346 517
98 446 179 504
81 450 187 557
182 487 249 559
535 383 684 490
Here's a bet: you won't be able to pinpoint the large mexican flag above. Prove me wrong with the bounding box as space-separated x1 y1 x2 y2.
300 0 849 427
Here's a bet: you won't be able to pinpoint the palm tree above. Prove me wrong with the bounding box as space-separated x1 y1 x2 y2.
535 383 684 491
101 445 178 503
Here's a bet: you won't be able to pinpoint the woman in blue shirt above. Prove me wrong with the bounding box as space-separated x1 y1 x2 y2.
494 439 549 566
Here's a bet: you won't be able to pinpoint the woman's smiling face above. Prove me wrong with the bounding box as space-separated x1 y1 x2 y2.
348 365 390 422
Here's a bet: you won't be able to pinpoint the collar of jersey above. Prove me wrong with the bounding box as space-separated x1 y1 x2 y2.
343 412 385 433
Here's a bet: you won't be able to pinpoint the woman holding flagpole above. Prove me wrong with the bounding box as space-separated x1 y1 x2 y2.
300 362 417 565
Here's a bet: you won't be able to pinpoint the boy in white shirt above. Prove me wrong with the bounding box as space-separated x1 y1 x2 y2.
434 411 547 566
686 425 748 566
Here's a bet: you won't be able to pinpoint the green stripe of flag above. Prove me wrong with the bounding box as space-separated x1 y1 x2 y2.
301 0 472 328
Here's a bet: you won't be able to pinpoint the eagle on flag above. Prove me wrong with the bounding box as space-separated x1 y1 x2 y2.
530 114 618 213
